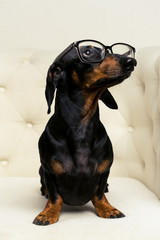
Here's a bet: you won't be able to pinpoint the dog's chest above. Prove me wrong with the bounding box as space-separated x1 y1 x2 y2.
52 148 97 176
50 120 110 176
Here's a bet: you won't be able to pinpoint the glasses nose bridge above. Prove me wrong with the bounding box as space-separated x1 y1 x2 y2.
104 46 113 55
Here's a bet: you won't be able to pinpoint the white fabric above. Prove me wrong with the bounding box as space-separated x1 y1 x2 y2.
1 177 160 240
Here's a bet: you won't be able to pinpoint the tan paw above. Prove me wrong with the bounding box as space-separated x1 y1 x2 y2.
92 194 125 219
33 212 59 225
33 196 63 226
97 207 125 219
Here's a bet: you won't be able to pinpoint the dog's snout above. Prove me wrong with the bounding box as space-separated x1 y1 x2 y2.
120 57 137 71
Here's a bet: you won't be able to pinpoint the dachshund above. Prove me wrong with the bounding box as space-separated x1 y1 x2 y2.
33 39 137 225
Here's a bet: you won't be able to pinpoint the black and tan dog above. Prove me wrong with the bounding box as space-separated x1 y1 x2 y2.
33 40 136 225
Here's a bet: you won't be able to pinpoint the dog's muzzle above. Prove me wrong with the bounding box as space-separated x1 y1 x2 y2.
120 57 137 72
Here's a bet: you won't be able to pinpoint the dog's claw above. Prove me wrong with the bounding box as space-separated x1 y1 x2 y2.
109 211 125 219
117 212 125 218
33 212 59 226
44 221 49 225
98 209 125 219
33 217 53 226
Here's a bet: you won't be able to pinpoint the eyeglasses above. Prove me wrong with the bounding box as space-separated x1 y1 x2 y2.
54 39 136 64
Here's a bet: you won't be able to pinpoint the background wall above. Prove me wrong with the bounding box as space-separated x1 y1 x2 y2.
0 0 160 52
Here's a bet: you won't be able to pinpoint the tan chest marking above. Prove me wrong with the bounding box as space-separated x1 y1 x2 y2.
72 70 80 84
97 160 110 174
51 160 65 175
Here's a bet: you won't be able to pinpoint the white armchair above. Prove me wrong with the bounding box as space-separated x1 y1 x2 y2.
0 46 160 240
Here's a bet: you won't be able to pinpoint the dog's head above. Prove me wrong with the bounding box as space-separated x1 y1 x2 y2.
45 40 137 113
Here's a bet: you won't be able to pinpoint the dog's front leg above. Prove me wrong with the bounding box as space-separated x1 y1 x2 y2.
92 194 125 219
33 194 63 225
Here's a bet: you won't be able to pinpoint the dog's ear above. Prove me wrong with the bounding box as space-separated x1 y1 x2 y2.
100 89 118 109
45 64 62 114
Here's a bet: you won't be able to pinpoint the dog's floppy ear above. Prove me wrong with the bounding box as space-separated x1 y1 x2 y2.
100 89 118 109
45 64 62 114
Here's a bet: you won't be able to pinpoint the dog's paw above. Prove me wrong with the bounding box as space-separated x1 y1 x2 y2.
92 194 125 219
33 212 59 226
33 197 63 226
96 208 125 219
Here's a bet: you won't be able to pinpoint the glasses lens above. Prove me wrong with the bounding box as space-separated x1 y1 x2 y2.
111 44 135 58
78 41 105 63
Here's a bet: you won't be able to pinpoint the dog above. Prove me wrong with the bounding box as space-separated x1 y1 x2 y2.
33 39 137 225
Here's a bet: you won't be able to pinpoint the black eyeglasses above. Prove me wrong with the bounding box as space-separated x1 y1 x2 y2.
54 39 136 64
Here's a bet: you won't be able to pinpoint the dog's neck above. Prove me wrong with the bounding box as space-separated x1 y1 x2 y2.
55 87 103 158
55 87 101 127
81 89 102 124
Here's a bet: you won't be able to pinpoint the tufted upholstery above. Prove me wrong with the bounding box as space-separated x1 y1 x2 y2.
0 48 58 177
0 47 160 198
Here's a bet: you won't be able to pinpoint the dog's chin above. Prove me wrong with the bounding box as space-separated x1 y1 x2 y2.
92 72 132 89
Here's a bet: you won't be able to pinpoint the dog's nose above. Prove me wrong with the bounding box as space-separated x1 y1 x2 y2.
120 57 137 71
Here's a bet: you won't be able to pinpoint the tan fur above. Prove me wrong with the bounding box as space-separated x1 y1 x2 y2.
92 194 122 218
33 195 63 225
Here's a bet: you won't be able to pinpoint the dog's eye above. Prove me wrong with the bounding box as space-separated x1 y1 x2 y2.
85 50 91 55
83 49 93 57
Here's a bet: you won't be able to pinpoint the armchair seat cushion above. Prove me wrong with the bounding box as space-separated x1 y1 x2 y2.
1 177 160 240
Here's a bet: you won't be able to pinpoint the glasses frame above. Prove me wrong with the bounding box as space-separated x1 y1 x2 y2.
54 39 136 64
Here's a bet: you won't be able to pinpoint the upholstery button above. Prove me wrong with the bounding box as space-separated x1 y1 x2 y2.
23 58 30 64
128 126 134 133
0 87 5 93
27 123 33 128
0 160 8 166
